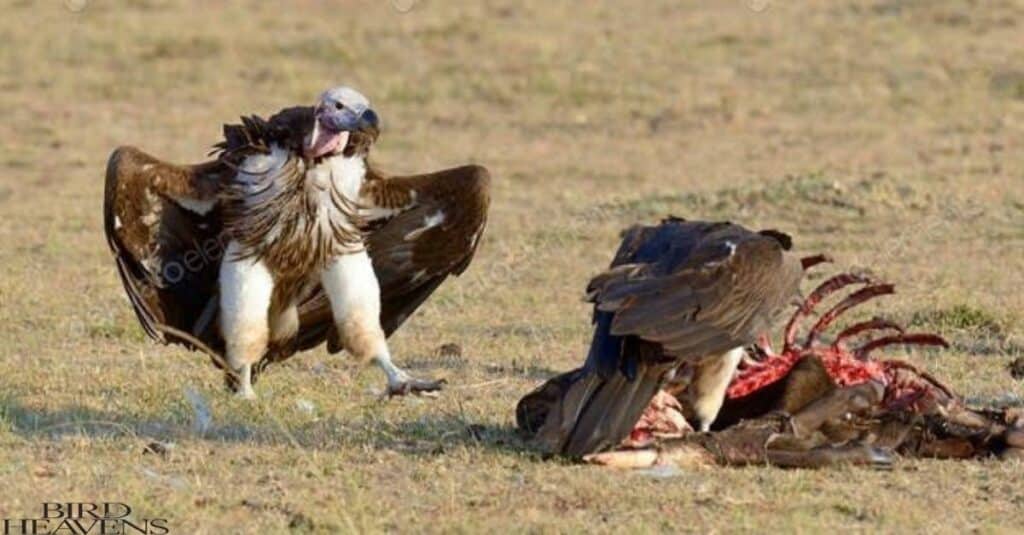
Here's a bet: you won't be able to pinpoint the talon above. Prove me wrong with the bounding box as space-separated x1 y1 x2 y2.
386 377 447 397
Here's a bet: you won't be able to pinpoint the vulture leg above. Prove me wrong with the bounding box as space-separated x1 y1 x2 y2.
685 347 745 431
321 251 444 397
219 243 275 400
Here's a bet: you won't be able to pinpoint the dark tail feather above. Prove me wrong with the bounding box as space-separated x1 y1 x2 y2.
518 362 672 457
516 368 586 437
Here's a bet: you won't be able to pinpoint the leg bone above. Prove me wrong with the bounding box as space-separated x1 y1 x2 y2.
784 273 873 352
804 284 895 347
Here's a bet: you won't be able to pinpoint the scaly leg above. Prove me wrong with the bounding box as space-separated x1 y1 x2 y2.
219 242 274 400
322 251 444 397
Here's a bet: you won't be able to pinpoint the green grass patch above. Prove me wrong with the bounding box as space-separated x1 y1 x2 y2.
910 304 1005 337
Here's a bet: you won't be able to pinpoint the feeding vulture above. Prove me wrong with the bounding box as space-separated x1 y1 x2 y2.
104 86 490 398
522 217 804 457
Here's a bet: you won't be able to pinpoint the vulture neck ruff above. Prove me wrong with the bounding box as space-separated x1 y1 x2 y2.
224 144 368 278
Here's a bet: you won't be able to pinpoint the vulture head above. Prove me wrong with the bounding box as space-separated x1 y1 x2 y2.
305 85 380 160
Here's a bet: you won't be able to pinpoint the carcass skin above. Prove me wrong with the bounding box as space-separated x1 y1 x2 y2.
586 381 891 469
586 357 1023 469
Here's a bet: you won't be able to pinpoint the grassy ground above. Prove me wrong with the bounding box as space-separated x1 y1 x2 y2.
1 0 1023 532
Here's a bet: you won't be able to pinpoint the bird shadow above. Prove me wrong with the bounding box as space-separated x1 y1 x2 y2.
0 394 542 460
0 395 253 444
330 414 538 458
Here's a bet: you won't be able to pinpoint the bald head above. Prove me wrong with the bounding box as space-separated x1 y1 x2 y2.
304 85 380 160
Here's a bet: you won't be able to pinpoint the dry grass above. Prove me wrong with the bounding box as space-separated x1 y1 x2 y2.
1 0 1023 532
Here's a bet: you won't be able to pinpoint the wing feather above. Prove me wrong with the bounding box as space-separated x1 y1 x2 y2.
103 146 229 356
592 221 803 361
370 165 490 330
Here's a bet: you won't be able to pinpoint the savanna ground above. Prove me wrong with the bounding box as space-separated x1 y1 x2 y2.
1 0 1023 532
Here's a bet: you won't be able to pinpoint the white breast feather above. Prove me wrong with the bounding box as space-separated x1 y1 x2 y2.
229 146 368 262
308 154 367 253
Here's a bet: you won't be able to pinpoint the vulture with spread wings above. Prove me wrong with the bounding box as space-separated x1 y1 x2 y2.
519 218 804 457
104 86 490 397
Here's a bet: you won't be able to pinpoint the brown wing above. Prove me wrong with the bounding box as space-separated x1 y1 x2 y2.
589 220 803 362
103 146 230 362
367 164 491 334
257 164 491 370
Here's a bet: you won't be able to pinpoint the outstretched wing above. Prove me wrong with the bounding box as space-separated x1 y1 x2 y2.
367 164 491 335
103 146 229 358
259 164 491 369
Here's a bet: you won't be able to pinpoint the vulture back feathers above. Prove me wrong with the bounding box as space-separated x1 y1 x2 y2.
519 218 804 456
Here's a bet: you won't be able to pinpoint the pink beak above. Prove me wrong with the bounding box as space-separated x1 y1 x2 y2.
304 120 349 159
